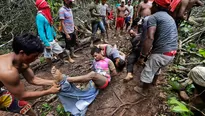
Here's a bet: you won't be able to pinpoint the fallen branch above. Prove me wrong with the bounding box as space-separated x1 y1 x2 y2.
180 60 205 66
184 102 205 116
111 98 146 116
180 48 204 58
182 27 205 44
111 86 124 104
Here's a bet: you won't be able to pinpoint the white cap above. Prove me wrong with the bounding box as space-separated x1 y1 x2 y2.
69 0 74 1
121 0 125 2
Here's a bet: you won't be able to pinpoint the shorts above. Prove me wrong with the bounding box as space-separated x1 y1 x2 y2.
62 32 77 50
116 17 125 29
44 40 64 58
0 89 31 114
98 78 109 89
140 54 175 83
125 16 131 24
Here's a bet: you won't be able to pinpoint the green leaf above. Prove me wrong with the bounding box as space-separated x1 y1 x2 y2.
199 49 205 58
168 97 193 116
185 84 195 95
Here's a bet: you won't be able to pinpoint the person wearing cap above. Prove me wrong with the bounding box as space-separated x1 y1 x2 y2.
125 0 134 31
35 0 67 65
115 0 130 38
58 0 79 63
134 0 178 96
89 0 108 47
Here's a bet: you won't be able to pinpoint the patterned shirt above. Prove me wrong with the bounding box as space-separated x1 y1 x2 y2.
59 6 75 34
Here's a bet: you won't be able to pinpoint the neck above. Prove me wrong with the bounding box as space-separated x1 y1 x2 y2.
12 53 24 69
65 4 70 8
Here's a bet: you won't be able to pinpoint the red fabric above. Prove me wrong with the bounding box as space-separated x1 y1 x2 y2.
98 78 109 89
154 0 171 8
170 0 181 12
35 0 53 24
116 17 125 29
163 50 177 56
107 11 114 20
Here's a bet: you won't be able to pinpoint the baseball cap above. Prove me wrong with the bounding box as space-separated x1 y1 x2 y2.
121 0 125 3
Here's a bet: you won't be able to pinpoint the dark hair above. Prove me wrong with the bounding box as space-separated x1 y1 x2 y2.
12 33 44 55
117 58 125 71
91 46 101 55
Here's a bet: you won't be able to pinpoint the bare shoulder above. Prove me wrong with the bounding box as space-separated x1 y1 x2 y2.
0 64 19 86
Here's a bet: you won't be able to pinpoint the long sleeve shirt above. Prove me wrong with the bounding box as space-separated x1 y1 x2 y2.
36 13 56 47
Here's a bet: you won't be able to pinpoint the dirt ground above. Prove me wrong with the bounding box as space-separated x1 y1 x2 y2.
0 31 171 116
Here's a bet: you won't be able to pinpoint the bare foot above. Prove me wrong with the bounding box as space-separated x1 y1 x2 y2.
123 73 133 82
51 66 63 83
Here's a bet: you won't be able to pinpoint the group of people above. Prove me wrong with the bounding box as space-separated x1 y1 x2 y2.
0 0 204 115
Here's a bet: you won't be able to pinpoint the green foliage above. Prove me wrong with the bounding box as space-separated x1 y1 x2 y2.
199 48 205 58
185 84 195 95
168 80 182 91
39 57 45 64
186 43 197 51
179 21 193 38
40 103 52 116
56 104 70 116
168 97 193 116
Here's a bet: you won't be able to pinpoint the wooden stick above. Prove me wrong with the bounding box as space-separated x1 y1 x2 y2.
111 98 146 116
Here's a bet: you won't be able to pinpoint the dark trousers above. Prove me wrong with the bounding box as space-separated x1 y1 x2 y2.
127 49 141 73
194 83 205 102
62 32 77 50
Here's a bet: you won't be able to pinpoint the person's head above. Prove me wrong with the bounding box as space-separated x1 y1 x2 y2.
91 46 104 61
102 0 106 5
151 0 170 14
35 0 49 10
94 0 100 4
128 0 131 6
12 33 44 64
64 0 75 8
121 0 125 6
144 0 148 3
115 58 125 71
129 29 137 38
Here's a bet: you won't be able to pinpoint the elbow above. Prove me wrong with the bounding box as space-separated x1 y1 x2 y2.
15 93 27 101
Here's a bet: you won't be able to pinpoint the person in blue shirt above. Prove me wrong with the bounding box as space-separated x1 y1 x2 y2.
35 0 67 65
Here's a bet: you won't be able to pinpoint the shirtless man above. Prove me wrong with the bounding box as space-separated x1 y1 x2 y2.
115 0 130 37
170 0 203 22
0 33 60 116
136 0 152 18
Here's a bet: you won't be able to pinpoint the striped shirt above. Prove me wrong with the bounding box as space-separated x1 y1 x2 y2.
59 6 74 34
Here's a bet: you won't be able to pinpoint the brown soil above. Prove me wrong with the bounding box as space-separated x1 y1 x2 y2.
0 31 170 116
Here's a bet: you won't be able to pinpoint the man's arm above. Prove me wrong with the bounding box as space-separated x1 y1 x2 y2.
89 5 102 17
136 3 142 18
141 26 156 56
22 68 54 86
96 44 108 49
59 9 71 39
36 14 50 47
125 7 130 17
108 60 117 76
1 70 59 100
178 0 189 20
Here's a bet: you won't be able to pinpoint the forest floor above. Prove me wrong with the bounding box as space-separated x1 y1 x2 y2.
0 30 174 116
